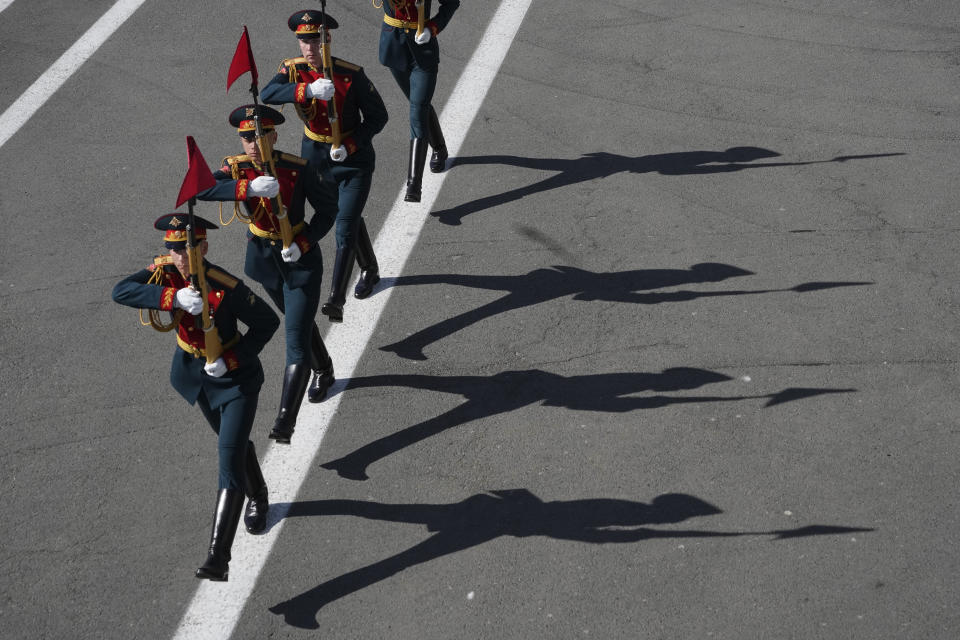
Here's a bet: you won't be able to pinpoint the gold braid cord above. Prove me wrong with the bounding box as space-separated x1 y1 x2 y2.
139 267 184 332
223 158 261 225
372 0 383 9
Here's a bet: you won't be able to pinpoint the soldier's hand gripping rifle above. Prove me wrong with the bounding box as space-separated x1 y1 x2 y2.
319 0 342 154
228 26 294 249
177 137 224 366
415 0 431 40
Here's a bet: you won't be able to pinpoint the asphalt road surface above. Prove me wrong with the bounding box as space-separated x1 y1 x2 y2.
1 1 959 638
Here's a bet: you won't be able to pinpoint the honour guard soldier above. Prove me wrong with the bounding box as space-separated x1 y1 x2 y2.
261 9 389 323
376 0 459 201
112 214 280 581
196 104 339 444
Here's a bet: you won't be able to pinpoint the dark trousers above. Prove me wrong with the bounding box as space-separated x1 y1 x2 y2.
301 140 375 249
389 65 438 140
197 389 259 491
263 281 322 367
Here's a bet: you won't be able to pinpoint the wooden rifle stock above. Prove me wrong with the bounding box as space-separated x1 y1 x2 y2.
185 201 224 364
253 110 294 249
416 0 429 39
319 2 342 151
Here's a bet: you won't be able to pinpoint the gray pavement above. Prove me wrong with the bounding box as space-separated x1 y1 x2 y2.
1 1 959 638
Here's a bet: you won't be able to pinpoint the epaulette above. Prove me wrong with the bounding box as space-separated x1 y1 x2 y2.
154 255 175 266
334 58 362 72
206 268 239 290
223 153 253 167
279 56 308 72
222 154 254 179
278 152 308 166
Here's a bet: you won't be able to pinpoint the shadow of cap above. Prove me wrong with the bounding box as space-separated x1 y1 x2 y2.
722 146 781 162
652 493 724 520
690 263 755 281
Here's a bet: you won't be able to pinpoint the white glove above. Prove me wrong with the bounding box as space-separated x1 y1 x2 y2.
329 146 348 162
415 29 432 45
306 77 335 101
204 358 227 377
281 244 302 263
174 288 203 315
249 175 279 198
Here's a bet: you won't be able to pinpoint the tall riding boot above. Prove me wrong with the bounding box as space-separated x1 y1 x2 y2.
195 488 244 581
321 246 357 323
427 106 448 173
243 442 269 534
307 324 335 403
404 138 429 203
354 218 380 299
268 363 311 444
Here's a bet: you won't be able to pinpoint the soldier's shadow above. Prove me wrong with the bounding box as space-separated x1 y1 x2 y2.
432 148 905 225
377 262 873 361
267 489 874 629
319 367 856 481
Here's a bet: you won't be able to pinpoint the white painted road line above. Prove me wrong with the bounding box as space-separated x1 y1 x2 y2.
0 0 149 150
0 0 17 15
171 1 535 638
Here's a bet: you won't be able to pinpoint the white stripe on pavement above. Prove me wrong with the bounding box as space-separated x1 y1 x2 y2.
171 1 535 638
0 0 149 150
0 0 17 15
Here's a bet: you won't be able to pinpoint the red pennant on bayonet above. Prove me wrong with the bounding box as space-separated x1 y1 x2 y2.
175 136 216 207
227 25 258 92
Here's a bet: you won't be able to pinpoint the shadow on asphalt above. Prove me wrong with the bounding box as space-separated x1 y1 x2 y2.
267 489 873 629
376 263 873 360
431 147 905 225
318 367 856 481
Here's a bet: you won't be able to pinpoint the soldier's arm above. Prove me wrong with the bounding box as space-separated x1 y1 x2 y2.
350 69 389 149
196 166 250 202
428 0 460 35
224 280 280 365
261 60 303 105
112 267 178 311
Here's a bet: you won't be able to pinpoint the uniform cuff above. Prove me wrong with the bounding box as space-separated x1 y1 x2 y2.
295 83 310 103
343 136 358 155
222 349 240 372
428 20 439 36
160 287 177 311
236 179 249 200
294 234 312 255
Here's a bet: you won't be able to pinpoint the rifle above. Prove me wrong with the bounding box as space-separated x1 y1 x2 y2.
227 26 294 249
415 0 431 39
185 196 224 365
319 0 342 153
252 105 294 249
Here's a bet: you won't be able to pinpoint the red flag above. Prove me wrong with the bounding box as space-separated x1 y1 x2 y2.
175 136 216 207
227 26 258 92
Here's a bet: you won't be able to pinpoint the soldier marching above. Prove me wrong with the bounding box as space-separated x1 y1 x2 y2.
375 0 460 200
113 214 279 581
196 104 339 444
262 9 389 324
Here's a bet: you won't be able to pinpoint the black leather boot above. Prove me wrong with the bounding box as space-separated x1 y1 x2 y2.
307 324 335 403
427 106 448 173
404 138 429 203
354 218 380 299
269 363 311 443
243 442 268 534
195 488 244 581
320 246 356 323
